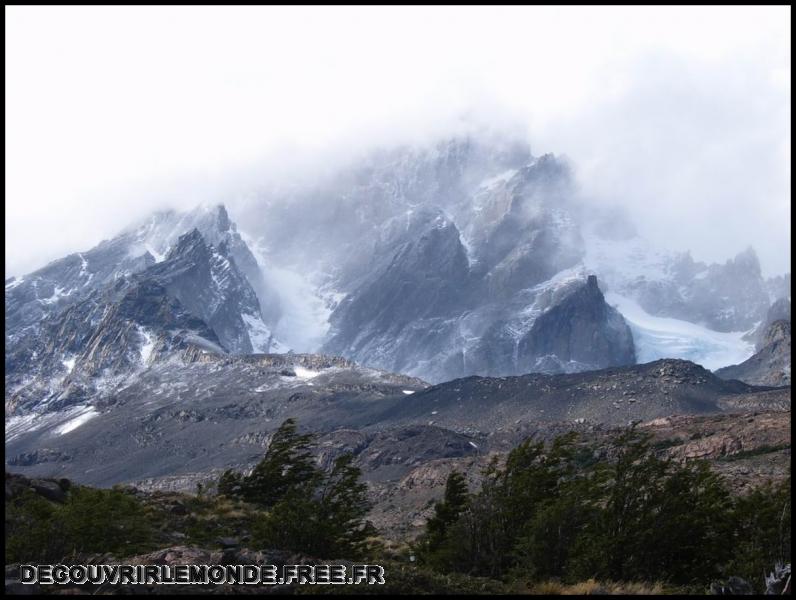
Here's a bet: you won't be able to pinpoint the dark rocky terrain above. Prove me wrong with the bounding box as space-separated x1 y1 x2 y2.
6 339 788 505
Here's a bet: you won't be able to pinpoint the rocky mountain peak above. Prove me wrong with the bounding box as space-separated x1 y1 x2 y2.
167 228 209 261
518 275 636 373
214 204 231 232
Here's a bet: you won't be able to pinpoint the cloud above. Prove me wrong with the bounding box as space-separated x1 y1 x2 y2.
5 6 790 277
532 50 790 276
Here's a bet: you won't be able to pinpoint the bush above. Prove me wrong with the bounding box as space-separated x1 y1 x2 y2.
6 486 154 563
418 427 789 589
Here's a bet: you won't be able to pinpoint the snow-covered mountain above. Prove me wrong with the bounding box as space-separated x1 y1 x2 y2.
232 134 785 382
5 204 280 349
5 132 789 398
5 208 283 418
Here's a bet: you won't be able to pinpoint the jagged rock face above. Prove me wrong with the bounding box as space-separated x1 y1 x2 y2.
470 154 584 297
317 148 597 382
5 276 224 416
179 205 282 327
517 276 635 373
146 229 263 355
620 248 771 332
748 297 791 350
4 245 154 346
5 204 280 351
323 211 472 376
716 319 791 387
5 227 273 417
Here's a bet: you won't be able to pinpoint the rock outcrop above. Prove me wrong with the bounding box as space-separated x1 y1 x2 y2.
716 319 791 386
518 275 636 373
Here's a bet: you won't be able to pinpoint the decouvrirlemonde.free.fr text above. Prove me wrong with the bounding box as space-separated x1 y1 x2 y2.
20 564 386 585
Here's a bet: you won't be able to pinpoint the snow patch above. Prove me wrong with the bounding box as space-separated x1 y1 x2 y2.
294 366 321 380
145 244 166 263
54 406 99 435
402 390 415 395
138 327 156 364
5 413 43 441
62 357 76 374
6 405 100 441
5 276 25 290
40 286 70 305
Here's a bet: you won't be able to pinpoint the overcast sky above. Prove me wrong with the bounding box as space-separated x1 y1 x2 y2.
5 6 791 277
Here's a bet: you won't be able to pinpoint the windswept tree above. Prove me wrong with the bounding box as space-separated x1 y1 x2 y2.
417 471 469 568
219 418 374 559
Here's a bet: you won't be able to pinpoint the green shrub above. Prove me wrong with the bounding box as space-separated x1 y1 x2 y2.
6 486 154 563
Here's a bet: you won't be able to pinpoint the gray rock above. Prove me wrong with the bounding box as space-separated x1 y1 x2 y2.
716 320 791 386
518 275 635 372
30 479 67 503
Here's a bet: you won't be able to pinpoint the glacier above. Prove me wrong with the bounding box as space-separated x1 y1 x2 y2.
605 292 755 370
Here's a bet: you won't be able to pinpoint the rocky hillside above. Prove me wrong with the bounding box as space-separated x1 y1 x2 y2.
716 319 791 387
6 329 786 491
517 275 635 372
6 405 790 545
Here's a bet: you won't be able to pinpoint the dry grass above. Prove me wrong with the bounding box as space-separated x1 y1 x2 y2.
525 579 666 595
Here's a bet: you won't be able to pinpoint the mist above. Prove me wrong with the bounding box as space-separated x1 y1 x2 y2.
5 6 790 278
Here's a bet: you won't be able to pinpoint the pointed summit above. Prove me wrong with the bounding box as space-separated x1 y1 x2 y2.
165 228 209 262
213 203 231 232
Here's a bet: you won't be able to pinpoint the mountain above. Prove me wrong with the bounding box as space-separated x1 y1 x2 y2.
307 147 633 382
5 204 280 349
6 217 280 419
7 134 787 384
716 319 791 387
597 246 773 333
234 134 782 381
